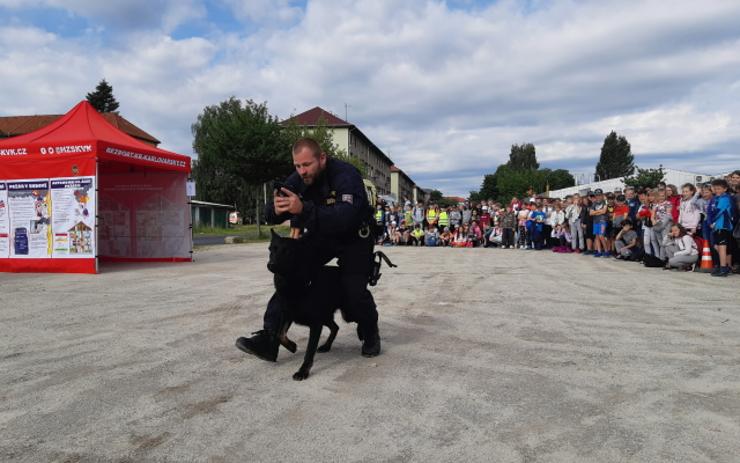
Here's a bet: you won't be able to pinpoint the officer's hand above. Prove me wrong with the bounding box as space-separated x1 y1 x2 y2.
274 188 303 215
272 190 284 215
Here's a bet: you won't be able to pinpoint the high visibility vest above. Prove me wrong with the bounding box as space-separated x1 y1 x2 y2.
426 209 438 223
375 210 383 224
438 211 449 227
404 211 413 225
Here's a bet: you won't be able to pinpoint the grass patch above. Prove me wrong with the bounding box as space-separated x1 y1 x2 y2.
193 224 289 240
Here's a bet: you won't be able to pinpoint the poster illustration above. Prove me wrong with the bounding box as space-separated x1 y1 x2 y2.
51 177 95 258
7 179 51 258
0 182 8 257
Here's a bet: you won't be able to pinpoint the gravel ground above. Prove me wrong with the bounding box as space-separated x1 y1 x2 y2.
1 244 739 463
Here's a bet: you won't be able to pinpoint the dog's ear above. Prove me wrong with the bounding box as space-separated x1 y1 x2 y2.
271 228 279 239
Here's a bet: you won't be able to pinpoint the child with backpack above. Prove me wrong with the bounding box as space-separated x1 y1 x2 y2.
709 179 735 277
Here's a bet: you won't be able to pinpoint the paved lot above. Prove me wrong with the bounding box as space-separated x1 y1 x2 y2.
1 244 739 462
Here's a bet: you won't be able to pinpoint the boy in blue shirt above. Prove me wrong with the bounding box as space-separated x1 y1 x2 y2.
710 179 735 277
531 205 547 250
589 189 609 257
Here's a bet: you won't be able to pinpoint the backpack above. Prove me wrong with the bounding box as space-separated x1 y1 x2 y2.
642 253 665 268
731 195 740 239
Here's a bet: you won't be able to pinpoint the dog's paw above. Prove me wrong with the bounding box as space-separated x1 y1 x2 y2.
317 344 331 353
292 370 310 381
285 341 297 353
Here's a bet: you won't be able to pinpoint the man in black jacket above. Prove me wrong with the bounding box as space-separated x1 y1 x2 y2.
235 137 381 361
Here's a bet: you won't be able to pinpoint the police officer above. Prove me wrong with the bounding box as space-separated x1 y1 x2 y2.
235 137 381 361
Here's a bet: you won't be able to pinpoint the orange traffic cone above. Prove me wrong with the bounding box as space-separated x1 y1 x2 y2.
697 239 714 273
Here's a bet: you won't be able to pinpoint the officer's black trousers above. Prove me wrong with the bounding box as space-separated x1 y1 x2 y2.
263 235 379 335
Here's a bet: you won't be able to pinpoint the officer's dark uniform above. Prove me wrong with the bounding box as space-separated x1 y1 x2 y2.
259 157 379 352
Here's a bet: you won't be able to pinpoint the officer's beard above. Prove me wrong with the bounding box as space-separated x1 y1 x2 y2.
301 166 325 186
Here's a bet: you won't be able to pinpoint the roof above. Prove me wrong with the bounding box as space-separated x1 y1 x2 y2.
0 112 160 146
282 106 395 169
283 106 351 127
0 100 190 173
390 165 413 184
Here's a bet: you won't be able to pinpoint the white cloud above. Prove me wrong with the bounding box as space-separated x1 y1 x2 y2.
223 0 302 24
1 0 740 196
0 0 205 32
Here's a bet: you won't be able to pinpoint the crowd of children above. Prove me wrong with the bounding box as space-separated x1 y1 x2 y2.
374 170 740 277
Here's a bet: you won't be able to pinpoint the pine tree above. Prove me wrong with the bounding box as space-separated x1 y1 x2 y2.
595 131 635 180
506 143 539 170
623 167 664 190
86 79 120 113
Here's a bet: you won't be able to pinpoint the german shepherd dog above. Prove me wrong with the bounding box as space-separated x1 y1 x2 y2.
268 230 351 381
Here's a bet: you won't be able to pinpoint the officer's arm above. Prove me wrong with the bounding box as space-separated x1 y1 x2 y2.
264 173 302 225
294 167 366 234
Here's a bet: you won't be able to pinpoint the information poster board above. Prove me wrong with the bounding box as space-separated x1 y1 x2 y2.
51 177 96 258
7 179 51 258
0 177 97 262
0 182 8 257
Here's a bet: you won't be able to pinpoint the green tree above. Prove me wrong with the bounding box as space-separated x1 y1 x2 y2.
282 117 367 178
426 189 456 207
623 167 664 190
473 163 574 203
496 165 540 200
506 143 539 170
468 190 482 202
191 98 292 230
540 168 576 192
595 131 635 180
429 189 444 203
478 173 499 200
86 79 120 113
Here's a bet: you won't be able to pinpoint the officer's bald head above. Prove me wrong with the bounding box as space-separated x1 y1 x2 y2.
292 137 326 185
292 137 322 159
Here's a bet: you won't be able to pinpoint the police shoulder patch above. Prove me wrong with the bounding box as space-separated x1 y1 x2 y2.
341 194 353 204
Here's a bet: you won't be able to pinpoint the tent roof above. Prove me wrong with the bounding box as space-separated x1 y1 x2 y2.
0 112 160 145
0 101 190 172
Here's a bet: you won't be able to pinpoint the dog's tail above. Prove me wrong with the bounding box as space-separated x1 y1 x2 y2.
369 251 397 287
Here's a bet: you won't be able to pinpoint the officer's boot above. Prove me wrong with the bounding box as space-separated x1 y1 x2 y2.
360 324 381 357
235 330 279 362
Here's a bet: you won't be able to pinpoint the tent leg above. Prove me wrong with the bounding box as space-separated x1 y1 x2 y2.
95 159 99 274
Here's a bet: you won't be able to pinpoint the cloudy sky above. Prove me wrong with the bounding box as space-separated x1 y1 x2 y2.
1 0 739 196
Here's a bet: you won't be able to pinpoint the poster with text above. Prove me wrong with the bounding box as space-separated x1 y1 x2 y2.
51 177 96 258
0 182 8 257
7 179 51 258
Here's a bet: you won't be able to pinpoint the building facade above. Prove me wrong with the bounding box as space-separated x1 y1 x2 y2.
284 107 398 195
390 165 415 204
547 168 717 198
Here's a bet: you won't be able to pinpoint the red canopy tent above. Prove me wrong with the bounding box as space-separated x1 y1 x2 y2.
0 101 192 273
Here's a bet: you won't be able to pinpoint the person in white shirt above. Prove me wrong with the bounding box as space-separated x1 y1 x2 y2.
565 194 583 251
662 223 699 270
678 183 702 234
